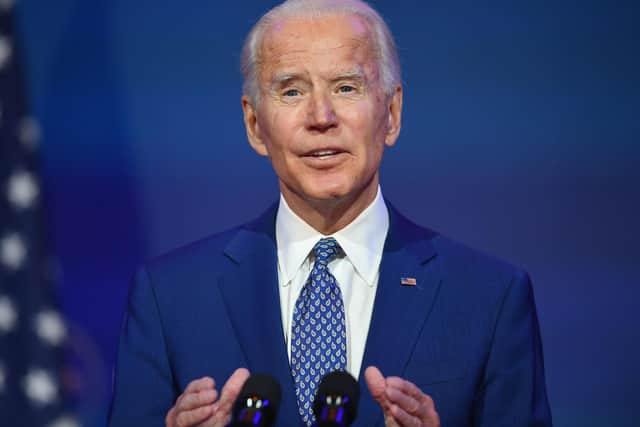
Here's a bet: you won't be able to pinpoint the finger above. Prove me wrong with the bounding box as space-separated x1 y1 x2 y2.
174 404 214 427
400 404 440 427
213 368 251 414
364 366 389 408
184 377 216 394
386 377 425 402
177 389 218 412
385 385 422 417
387 378 436 419
389 403 421 427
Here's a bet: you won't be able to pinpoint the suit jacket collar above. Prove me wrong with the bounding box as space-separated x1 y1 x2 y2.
220 202 441 427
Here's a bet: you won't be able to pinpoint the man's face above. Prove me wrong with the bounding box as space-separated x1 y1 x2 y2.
243 13 402 208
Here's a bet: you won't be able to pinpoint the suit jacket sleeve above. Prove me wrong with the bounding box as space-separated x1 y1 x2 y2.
108 266 175 426
473 270 552 426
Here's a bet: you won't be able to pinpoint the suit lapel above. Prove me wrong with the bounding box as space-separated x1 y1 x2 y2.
218 205 301 426
357 205 442 427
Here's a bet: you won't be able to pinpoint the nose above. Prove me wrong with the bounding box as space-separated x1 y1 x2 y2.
306 91 337 132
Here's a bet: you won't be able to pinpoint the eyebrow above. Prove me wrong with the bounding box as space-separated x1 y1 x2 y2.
270 68 367 89
331 70 366 83
270 73 303 89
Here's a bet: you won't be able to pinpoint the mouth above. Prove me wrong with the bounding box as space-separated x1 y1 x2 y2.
302 148 347 160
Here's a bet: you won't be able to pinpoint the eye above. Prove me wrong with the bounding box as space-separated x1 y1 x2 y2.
283 89 300 97
338 85 355 93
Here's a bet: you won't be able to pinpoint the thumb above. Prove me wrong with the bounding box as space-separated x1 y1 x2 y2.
364 366 388 408
214 368 251 414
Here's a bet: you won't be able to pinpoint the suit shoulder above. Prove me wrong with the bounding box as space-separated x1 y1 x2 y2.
142 203 278 277
424 233 534 310
127 205 278 308
145 227 238 272
390 205 526 281
432 234 527 280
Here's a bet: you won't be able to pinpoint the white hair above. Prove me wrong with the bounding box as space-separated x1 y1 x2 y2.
240 0 401 106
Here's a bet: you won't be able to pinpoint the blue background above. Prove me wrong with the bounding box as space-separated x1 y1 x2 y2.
15 0 640 425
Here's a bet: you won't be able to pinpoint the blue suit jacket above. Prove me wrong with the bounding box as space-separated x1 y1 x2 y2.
108 204 551 426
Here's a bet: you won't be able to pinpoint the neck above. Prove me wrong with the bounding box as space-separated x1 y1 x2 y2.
281 180 379 235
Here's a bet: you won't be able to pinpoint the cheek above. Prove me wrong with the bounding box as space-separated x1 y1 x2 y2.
257 109 304 172
343 101 388 148
257 110 286 151
341 103 372 135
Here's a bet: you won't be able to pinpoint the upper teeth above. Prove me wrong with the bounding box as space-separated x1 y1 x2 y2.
312 150 337 157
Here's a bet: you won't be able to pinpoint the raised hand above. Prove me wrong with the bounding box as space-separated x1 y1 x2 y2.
165 368 250 427
365 366 440 427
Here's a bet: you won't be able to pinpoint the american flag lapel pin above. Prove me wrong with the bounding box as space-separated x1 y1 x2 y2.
400 277 417 286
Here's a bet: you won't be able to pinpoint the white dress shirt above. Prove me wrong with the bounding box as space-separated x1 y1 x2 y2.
275 187 389 379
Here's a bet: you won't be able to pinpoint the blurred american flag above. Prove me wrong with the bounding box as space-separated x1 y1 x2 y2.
0 2 78 426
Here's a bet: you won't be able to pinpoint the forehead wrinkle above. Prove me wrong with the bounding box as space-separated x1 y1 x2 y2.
267 37 366 65
262 13 374 55
258 14 381 90
269 36 372 75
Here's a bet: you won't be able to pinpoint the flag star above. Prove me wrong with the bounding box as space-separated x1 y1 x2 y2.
23 369 58 405
18 117 41 150
0 0 15 12
7 170 40 209
0 296 18 333
48 415 80 427
0 36 11 70
0 232 27 270
35 310 68 346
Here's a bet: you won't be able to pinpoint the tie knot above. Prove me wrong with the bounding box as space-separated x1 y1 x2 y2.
312 237 340 265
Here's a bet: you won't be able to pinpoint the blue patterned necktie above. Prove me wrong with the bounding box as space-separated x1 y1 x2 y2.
290 237 347 426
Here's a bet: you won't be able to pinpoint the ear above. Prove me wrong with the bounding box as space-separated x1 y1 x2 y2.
384 85 403 148
242 95 269 157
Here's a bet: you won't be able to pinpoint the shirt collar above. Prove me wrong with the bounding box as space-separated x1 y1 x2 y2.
275 186 389 287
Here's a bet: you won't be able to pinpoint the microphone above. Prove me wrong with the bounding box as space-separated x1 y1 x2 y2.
313 371 360 426
228 374 282 427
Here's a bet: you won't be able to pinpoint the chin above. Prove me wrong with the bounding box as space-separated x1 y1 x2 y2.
303 180 353 201
305 188 375 211
304 190 348 203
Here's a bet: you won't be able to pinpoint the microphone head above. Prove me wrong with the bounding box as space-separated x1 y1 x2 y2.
231 373 282 426
313 371 360 426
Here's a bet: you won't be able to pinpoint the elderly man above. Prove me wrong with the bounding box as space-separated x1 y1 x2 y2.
108 1 552 426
